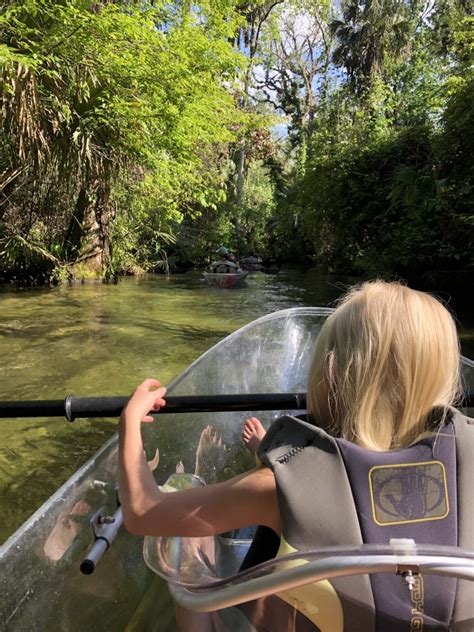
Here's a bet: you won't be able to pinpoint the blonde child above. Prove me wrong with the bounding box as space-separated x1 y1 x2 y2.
119 280 472 631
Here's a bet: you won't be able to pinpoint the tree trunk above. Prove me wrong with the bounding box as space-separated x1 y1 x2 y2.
64 177 111 277
77 178 111 275
236 142 245 208
63 187 89 261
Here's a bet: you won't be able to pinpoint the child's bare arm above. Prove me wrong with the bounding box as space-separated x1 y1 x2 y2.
118 380 280 538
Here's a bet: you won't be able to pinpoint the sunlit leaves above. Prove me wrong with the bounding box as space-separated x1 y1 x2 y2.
1 0 246 280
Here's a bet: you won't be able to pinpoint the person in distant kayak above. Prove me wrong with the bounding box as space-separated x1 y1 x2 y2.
243 254 261 264
119 280 473 631
226 251 240 267
207 246 240 274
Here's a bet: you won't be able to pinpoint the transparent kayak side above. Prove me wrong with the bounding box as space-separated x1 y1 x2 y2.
0 307 332 631
144 473 474 631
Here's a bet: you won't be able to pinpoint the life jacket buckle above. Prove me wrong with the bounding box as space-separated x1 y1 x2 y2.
398 568 419 591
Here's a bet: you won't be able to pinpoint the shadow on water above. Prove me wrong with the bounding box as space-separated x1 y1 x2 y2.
0 269 472 542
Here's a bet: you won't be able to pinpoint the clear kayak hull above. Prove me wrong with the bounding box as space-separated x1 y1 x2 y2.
0 308 330 630
1 307 473 631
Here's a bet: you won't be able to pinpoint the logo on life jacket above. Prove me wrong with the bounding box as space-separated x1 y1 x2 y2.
368 461 449 526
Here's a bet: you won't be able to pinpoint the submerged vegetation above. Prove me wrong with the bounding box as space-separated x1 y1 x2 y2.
0 0 472 283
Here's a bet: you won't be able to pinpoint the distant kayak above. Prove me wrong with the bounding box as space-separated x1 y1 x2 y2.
239 262 266 272
203 269 248 288
240 258 280 274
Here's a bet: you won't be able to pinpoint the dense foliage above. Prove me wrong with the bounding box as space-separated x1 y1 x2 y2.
0 0 472 282
0 0 246 280
267 2 473 276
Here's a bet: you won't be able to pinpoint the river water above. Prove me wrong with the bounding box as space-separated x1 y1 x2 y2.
0 269 472 543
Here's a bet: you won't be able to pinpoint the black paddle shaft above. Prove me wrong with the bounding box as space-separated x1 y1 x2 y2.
0 391 472 422
0 393 309 422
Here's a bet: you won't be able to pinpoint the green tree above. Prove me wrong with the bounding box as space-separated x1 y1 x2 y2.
331 0 413 92
0 0 243 281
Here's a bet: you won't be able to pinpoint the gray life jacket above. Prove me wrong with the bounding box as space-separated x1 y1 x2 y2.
247 408 474 632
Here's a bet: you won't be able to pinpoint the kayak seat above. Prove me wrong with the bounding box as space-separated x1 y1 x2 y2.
143 474 474 631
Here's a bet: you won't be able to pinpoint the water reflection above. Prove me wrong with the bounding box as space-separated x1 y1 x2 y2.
0 270 472 542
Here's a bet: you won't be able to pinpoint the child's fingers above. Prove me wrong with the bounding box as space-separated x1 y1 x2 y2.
151 396 166 410
137 380 167 401
140 378 162 390
154 386 166 398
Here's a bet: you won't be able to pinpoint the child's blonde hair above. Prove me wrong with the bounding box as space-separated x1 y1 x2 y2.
307 280 461 451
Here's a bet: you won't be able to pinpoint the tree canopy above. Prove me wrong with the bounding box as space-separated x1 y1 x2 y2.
1 0 472 282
